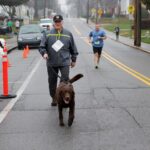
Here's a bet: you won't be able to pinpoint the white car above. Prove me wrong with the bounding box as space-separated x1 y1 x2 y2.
39 18 53 30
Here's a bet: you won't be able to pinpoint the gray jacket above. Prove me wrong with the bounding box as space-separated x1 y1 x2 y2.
39 28 78 67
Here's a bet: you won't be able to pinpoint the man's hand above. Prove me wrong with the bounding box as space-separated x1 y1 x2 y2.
70 62 76 68
88 39 92 43
88 37 92 43
43 53 48 60
99 36 107 40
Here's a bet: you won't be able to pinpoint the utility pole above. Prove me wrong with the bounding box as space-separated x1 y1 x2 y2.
86 0 89 24
34 0 38 19
19 6 21 19
134 0 141 47
44 0 46 18
77 0 81 18
118 0 121 25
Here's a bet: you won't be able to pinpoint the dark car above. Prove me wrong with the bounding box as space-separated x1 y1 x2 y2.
0 25 8 35
17 24 44 50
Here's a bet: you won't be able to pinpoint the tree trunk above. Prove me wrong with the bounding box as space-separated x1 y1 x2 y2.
134 0 141 47
34 0 38 19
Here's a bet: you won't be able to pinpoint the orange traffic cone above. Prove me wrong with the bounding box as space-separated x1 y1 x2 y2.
22 47 27 58
26 45 29 55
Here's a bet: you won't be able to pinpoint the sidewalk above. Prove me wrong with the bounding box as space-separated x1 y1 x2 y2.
87 20 150 54
106 30 150 54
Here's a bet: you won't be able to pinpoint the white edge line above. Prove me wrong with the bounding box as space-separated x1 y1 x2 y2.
0 58 42 124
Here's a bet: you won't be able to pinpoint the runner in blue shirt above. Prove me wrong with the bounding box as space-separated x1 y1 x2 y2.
89 24 107 69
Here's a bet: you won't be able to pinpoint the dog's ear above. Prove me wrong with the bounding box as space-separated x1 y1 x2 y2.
55 88 63 101
55 91 63 104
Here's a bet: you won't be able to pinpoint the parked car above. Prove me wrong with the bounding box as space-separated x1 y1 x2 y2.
39 18 53 30
0 25 8 35
17 24 44 50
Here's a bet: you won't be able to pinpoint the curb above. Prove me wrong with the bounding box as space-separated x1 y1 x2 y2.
87 23 150 55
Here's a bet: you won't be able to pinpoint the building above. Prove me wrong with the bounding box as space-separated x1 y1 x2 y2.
0 5 34 21
120 0 130 15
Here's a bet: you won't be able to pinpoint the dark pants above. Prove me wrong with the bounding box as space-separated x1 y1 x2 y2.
47 65 69 98
8 27 12 33
116 33 119 40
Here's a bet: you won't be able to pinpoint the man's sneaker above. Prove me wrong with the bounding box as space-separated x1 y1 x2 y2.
51 99 57 106
95 65 98 69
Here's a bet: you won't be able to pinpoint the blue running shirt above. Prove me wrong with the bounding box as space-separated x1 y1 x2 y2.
89 30 106 47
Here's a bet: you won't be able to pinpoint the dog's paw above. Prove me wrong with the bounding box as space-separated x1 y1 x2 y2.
59 122 65 126
68 119 73 127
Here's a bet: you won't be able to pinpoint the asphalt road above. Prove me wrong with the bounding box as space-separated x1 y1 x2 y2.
0 18 150 150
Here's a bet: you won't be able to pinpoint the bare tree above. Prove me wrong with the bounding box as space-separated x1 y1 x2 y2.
0 0 29 18
31 0 59 18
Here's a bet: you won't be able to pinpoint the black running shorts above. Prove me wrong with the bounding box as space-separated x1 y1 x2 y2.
93 46 103 55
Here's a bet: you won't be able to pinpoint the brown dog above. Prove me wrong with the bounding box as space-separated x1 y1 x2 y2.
55 74 83 126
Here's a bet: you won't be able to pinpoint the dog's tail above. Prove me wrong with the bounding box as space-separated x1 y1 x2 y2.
69 74 83 84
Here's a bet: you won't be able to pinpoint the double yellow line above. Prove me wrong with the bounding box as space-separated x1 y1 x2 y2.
73 25 150 86
103 52 150 86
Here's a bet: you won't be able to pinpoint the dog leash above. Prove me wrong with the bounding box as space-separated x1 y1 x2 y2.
48 64 68 82
49 64 61 78
45 56 69 82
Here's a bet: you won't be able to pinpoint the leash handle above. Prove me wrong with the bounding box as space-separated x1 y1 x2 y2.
46 58 68 82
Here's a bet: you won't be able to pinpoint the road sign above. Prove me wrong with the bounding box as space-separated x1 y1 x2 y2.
97 9 103 16
128 5 135 14
91 8 96 14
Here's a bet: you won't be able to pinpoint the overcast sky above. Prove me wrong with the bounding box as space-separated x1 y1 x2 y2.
58 0 69 14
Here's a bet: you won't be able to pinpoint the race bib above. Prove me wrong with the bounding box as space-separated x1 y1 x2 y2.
94 41 100 45
52 40 64 52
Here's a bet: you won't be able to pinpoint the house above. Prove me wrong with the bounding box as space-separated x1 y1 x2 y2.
0 5 34 20
120 0 130 15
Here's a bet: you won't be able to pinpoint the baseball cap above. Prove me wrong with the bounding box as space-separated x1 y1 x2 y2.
53 15 63 22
